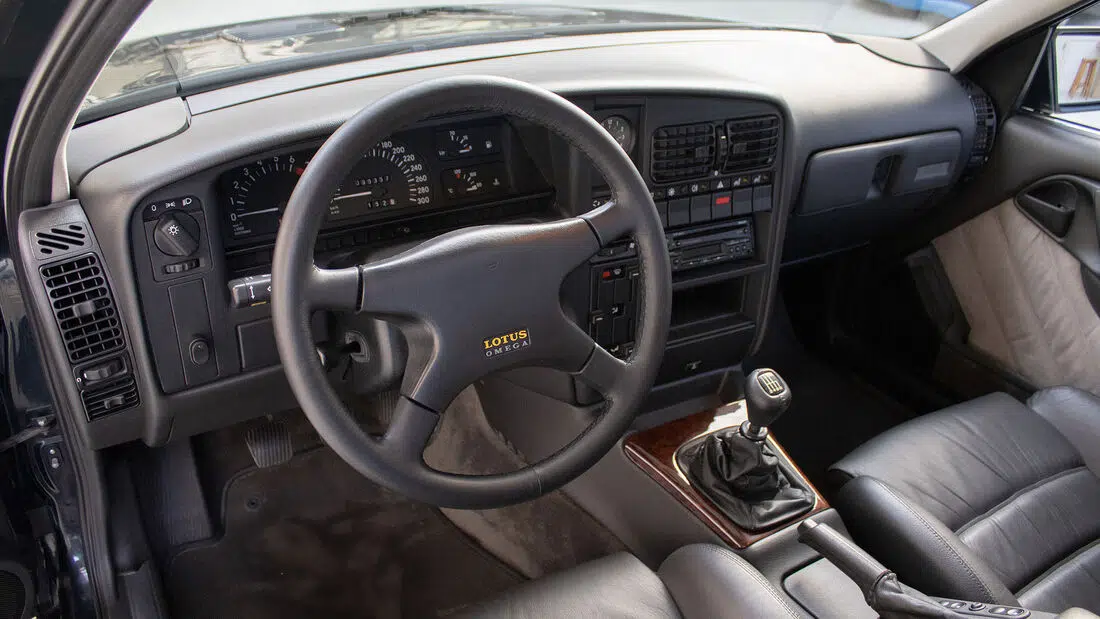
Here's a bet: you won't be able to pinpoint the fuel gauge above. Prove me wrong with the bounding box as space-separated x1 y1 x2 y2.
435 125 501 160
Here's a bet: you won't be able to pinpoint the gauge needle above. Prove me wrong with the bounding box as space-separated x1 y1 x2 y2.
238 207 280 217
333 190 376 201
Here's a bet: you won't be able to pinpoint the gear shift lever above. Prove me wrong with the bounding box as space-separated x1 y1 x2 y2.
677 367 813 531
741 368 792 441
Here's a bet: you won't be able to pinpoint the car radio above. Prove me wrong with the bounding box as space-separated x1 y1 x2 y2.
666 219 754 271
590 218 755 274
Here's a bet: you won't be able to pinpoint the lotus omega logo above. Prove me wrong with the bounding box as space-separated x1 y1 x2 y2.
482 328 530 358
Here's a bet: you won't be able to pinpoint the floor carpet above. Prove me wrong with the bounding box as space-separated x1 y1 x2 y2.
166 446 522 619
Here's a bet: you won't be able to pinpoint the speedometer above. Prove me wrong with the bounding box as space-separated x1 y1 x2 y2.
328 140 432 222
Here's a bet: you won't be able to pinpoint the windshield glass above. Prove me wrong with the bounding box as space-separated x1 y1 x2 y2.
84 0 986 120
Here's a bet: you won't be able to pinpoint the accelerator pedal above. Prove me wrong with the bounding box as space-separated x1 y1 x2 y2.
245 419 293 468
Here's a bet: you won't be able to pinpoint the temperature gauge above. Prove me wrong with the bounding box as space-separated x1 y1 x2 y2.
442 163 507 199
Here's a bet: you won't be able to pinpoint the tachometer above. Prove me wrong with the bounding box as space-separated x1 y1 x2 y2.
223 154 304 240
328 140 432 222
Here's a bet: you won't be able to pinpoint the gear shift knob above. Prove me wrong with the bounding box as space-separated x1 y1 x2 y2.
741 368 791 441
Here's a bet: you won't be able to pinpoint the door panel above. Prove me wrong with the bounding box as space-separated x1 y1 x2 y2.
934 183 1100 394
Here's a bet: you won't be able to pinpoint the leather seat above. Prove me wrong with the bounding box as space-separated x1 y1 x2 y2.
830 387 1100 615
463 543 803 618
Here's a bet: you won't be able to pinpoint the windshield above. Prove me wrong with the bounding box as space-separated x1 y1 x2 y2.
84 0 986 121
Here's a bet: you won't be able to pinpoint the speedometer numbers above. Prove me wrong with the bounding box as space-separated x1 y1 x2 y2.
328 141 431 222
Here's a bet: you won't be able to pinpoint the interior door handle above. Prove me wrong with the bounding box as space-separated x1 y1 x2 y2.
1017 180 1079 237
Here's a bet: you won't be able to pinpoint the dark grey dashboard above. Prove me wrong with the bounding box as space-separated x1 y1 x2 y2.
42 28 985 449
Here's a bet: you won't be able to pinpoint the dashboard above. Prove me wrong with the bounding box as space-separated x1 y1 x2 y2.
41 28 990 449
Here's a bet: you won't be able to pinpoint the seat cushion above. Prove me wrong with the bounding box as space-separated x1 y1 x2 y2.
463 544 803 618
658 544 803 619
829 388 1100 614
462 552 680 619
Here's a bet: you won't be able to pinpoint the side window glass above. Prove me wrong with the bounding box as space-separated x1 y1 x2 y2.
1029 5 1100 129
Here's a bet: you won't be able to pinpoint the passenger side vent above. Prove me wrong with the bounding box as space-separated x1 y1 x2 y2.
40 254 125 363
652 122 717 183
34 223 89 258
81 375 139 420
722 115 779 174
960 79 996 172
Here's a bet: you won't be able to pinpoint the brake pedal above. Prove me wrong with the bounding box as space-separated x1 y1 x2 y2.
245 419 293 468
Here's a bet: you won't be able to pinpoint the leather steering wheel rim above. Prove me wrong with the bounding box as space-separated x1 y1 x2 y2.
271 76 671 509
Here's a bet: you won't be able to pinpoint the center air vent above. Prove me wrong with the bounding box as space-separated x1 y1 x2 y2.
652 122 717 183
40 254 124 363
34 223 88 258
81 375 139 420
722 115 779 173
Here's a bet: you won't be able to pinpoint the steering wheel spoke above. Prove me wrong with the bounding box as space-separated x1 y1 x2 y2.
306 266 361 311
580 199 634 247
381 396 441 463
572 337 630 398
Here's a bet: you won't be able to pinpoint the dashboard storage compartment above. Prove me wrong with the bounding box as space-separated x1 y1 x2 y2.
656 280 753 385
798 130 962 215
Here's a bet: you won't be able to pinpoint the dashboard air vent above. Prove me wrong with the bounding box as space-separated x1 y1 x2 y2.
960 79 996 171
40 254 125 363
34 223 89 258
81 375 139 419
722 115 779 173
652 122 716 183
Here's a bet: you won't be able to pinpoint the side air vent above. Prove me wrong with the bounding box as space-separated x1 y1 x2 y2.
722 115 780 174
81 375 139 419
652 122 717 183
960 79 996 171
34 223 89 258
40 254 124 363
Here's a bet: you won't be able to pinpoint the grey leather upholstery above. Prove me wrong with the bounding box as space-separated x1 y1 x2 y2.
658 544 803 618
464 544 801 618
830 389 1100 614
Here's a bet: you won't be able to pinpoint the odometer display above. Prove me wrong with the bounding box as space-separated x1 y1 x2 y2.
328 140 431 221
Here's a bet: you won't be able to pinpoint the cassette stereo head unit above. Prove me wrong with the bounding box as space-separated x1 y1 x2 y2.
666 218 754 271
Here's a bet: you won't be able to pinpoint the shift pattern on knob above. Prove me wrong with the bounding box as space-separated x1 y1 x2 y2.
742 368 792 440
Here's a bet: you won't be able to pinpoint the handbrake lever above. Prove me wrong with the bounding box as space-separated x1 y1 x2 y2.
798 518 965 618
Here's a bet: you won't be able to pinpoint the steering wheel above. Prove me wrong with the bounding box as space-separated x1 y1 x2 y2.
271 76 671 509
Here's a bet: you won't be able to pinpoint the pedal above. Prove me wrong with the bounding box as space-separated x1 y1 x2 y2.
245 419 293 468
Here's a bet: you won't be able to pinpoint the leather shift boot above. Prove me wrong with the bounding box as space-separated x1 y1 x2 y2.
678 428 815 532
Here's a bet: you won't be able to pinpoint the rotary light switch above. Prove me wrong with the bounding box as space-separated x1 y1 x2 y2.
154 212 200 257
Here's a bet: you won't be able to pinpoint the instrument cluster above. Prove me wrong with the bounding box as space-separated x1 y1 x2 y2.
217 120 524 246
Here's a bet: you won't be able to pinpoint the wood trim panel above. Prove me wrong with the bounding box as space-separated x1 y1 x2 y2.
623 400 828 549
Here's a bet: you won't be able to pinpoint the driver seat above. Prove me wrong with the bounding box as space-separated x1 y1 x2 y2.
463 543 802 618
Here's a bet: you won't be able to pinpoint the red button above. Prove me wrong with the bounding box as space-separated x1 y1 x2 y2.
714 195 731 205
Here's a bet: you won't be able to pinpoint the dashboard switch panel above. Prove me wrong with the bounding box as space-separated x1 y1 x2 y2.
168 280 218 385
142 199 212 282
